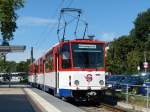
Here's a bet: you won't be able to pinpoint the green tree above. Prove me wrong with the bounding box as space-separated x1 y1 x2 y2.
127 51 143 73
0 58 5 72
106 36 133 74
0 0 24 41
133 9 150 42
107 8 150 74
16 59 30 72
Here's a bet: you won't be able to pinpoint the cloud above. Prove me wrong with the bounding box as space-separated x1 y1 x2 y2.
17 16 57 26
98 32 118 42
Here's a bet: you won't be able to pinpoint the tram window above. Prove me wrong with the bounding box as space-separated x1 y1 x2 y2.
40 64 42 73
35 64 38 74
61 43 71 68
45 54 53 72
72 43 104 68
40 59 43 73
45 60 49 72
49 56 53 70
62 51 70 60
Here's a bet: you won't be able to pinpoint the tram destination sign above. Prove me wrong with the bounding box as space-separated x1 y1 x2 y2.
0 45 26 53
78 44 96 49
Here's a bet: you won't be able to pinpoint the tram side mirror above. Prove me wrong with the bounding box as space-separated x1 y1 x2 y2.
62 51 70 60
62 51 71 68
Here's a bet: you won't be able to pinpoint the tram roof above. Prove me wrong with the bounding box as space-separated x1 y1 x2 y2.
31 39 106 64
61 39 106 44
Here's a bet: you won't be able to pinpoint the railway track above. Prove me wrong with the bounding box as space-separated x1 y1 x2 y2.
79 103 126 112
99 103 127 112
71 100 127 112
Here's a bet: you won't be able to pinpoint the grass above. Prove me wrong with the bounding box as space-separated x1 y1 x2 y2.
127 95 149 107
108 90 150 108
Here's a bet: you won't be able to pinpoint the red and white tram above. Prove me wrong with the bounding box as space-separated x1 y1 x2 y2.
28 39 106 98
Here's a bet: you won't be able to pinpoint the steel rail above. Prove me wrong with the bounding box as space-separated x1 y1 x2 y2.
99 103 127 112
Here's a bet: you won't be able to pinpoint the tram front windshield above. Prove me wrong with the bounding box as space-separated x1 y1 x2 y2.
72 43 104 68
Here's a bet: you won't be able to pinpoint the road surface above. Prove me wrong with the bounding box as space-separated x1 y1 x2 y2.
0 88 35 112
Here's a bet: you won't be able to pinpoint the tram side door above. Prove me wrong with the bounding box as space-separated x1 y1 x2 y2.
55 51 59 96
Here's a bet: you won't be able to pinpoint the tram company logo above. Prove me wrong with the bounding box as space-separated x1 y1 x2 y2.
85 74 93 82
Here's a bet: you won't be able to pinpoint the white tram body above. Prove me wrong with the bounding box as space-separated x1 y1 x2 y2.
28 39 106 98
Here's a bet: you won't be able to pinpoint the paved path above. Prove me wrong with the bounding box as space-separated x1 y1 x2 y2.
25 88 86 112
0 88 35 112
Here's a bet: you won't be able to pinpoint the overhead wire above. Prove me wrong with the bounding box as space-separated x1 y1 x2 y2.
35 0 65 51
58 11 89 40
66 13 89 38
66 0 74 8
35 0 75 54
57 0 74 42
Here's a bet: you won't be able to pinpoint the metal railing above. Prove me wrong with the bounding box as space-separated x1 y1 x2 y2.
116 84 150 111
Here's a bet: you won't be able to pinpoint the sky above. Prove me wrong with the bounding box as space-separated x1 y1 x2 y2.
5 0 150 62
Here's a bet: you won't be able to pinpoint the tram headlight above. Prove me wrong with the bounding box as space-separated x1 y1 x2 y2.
74 80 79 86
99 80 104 85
